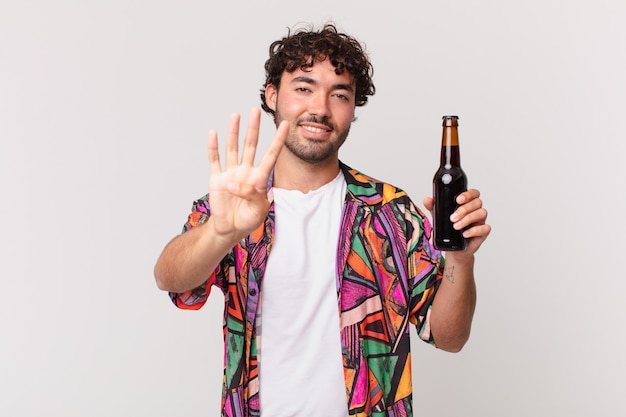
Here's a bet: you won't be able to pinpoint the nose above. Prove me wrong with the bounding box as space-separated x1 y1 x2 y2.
309 93 330 117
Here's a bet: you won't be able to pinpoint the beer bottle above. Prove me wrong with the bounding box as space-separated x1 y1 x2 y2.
433 115 467 251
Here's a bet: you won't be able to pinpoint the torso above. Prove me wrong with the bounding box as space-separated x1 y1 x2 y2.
258 172 349 417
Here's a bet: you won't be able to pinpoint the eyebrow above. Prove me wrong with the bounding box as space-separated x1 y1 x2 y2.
290 76 355 94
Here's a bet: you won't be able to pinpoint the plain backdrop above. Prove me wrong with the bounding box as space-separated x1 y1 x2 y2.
1 1 625 416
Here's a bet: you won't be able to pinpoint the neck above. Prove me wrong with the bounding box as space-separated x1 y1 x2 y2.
273 152 341 193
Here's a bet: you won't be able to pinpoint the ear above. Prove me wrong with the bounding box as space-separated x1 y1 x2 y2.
265 84 278 112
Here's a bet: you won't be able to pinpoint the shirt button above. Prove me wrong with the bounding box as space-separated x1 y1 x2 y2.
249 288 257 296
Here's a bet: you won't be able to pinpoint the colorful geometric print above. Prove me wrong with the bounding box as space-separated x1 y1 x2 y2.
169 161 443 417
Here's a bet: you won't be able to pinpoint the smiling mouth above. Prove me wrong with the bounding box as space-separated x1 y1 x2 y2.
301 125 331 133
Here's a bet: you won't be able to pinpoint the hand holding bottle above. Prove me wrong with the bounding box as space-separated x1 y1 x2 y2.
424 189 490 256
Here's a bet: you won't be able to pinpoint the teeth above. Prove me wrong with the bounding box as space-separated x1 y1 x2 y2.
302 125 328 133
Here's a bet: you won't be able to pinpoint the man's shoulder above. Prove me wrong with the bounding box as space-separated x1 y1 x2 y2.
191 194 211 212
339 161 412 207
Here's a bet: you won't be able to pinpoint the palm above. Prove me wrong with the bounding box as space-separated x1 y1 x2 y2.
208 165 270 237
207 109 287 241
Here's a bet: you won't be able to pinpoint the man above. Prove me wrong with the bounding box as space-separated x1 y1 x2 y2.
155 23 490 417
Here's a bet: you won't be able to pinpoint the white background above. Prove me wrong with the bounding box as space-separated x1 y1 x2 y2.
1 1 625 416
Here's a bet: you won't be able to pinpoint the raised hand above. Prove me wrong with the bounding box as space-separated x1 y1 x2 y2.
207 108 288 242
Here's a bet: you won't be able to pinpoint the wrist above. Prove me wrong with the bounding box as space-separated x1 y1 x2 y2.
443 251 475 268
204 217 245 247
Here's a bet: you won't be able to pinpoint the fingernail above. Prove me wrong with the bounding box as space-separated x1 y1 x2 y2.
457 195 466 204
450 213 459 222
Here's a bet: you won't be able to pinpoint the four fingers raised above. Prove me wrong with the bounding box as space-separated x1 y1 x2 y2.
207 108 286 187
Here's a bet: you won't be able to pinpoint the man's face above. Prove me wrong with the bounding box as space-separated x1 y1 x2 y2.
265 58 356 164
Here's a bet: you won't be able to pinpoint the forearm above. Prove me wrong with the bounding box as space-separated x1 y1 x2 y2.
154 219 235 293
430 253 477 352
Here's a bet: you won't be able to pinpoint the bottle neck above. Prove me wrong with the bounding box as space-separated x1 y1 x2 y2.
440 126 461 168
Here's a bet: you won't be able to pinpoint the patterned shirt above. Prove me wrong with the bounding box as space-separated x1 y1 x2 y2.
170 162 444 417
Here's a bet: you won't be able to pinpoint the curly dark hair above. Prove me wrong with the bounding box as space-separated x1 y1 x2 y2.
260 23 376 119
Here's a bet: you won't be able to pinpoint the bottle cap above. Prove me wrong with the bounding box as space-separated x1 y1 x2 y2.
442 115 459 126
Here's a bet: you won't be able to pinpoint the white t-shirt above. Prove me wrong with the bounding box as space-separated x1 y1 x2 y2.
258 172 348 417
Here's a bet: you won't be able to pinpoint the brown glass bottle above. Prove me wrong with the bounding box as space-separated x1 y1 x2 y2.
433 115 467 251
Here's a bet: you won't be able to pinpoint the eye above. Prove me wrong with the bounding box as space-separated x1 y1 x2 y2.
334 93 350 101
295 87 310 93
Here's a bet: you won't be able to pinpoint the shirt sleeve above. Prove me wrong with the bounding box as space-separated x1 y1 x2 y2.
406 200 444 343
168 195 228 310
